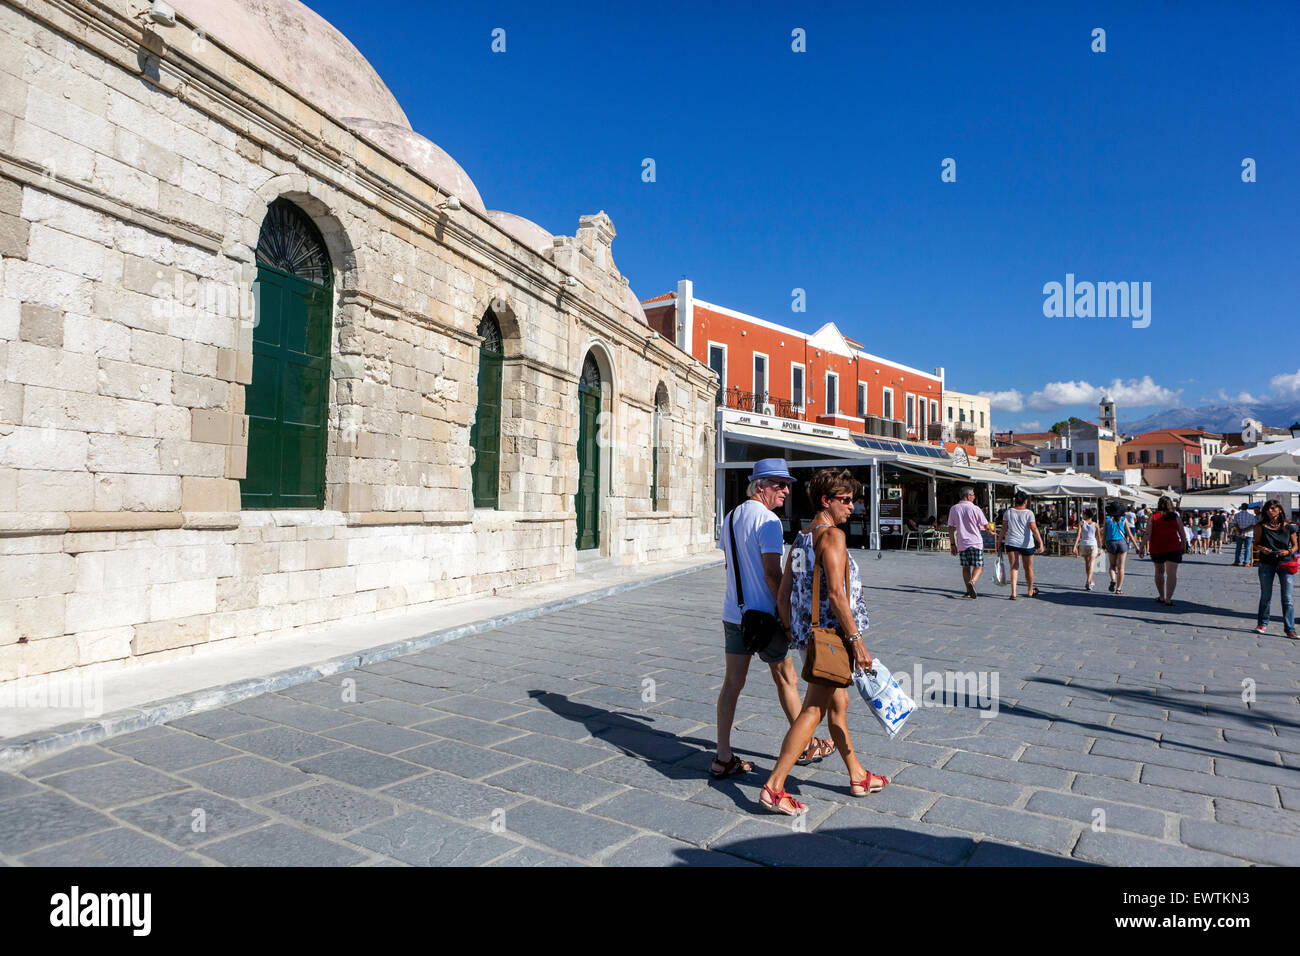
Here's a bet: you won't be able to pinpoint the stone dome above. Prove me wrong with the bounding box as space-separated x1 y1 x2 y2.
486 210 554 256
345 119 485 213
622 284 649 324
173 0 410 129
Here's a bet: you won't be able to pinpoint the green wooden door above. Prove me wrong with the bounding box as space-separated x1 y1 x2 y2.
243 264 331 508
470 351 502 508
575 384 600 550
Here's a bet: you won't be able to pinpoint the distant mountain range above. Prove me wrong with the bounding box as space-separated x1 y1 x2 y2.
1121 401 1300 436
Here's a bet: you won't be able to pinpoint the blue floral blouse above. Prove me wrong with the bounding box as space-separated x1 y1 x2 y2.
789 526 870 650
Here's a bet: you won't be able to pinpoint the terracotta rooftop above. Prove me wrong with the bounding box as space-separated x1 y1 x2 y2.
1123 429 1200 447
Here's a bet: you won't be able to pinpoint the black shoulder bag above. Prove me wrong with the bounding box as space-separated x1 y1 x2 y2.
728 505 787 655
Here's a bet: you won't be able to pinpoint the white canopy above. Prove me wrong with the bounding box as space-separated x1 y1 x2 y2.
1211 438 1300 477
1016 474 1117 497
1234 477 1300 495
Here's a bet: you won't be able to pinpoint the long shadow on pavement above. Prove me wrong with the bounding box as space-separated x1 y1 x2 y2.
1030 677 1300 732
527 690 796 813
676 826 1097 867
993 700 1288 769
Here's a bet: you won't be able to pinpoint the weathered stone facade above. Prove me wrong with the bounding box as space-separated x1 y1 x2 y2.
0 0 716 680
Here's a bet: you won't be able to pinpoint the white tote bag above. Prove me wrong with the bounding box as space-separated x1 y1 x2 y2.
854 659 916 738
994 553 1009 586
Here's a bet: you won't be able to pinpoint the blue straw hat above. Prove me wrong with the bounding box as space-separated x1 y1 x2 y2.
748 458 795 483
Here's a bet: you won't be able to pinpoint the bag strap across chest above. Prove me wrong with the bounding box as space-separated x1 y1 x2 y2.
810 526 852 628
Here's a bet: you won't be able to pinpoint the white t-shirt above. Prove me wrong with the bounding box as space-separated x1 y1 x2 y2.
720 499 784 624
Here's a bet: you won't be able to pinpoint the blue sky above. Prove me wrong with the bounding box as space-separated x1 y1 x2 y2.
306 0 1300 430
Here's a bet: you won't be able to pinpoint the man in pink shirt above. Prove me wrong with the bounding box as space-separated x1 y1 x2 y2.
948 486 993 599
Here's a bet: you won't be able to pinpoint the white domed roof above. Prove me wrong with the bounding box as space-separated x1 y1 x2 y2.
174 0 410 129
346 119 485 213
622 284 649 324
486 210 554 255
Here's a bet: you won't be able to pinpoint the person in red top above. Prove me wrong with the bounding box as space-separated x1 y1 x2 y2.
1141 495 1186 606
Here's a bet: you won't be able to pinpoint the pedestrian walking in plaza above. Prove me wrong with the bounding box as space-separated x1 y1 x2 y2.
714 458 816 779
1232 503 1257 566
1251 499 1298 639
1210 509 1227 554
759 468 888 815
948 486 992 598
1142 495 1186 606
1103 503 1142 594
1072 507 1100 590
1001 491 1045 599
1197 511 1212 555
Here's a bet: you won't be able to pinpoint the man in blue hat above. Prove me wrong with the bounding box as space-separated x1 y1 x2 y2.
712 458 816 779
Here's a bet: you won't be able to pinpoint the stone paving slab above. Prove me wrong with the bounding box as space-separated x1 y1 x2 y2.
0 549 1296 866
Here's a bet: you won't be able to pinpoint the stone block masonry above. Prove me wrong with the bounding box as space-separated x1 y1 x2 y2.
0 0 717 679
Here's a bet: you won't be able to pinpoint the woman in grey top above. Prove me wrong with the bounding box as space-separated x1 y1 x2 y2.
1001 491 1045 600
1072 507 1100 591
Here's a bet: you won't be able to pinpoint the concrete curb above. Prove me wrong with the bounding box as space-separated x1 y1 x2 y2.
0 558 723 771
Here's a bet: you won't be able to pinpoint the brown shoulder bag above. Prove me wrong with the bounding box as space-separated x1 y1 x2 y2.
801 532 855 688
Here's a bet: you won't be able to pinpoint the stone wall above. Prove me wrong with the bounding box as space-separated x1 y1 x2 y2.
0 0 717 680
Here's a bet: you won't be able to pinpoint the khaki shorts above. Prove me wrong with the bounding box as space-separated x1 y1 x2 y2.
1078 545 1097 558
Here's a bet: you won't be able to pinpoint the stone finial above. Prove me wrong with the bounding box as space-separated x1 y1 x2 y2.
575 211 618 276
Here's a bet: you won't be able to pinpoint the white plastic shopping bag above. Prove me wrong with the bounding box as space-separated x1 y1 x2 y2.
854 658 916 738
994 554 1008 587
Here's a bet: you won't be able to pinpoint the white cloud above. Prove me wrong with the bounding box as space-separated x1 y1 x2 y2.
1012 420 1041 432
1107 376 1180 408
1270 369 1300 397
1027 380 1099 408
978 389 1024 412
1002 376 1179 411
1216 388 1262 404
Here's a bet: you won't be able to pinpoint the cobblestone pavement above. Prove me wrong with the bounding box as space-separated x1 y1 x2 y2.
2 548 1297 866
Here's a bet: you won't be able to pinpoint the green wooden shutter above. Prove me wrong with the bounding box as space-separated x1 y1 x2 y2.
471 351 502 508
576 386 600 550
243 265 331 508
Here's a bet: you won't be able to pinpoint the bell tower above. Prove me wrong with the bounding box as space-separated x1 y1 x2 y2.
1099 395 1117 432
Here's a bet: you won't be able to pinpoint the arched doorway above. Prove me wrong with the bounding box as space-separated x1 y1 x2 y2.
470 310 503 509
575 352 602 550
243 198 333 509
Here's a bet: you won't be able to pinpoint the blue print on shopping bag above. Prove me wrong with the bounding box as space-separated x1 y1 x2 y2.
854 658 916 737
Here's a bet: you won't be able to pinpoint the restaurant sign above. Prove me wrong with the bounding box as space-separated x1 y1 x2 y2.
721 408 848 441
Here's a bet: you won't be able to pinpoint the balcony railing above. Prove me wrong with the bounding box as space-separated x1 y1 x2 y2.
927 422 977 444
717 386 800 420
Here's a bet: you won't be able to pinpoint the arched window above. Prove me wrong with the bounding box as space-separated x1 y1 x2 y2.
652 383 669 511
470 310 503 509
576 353 603 550
243 199 333 508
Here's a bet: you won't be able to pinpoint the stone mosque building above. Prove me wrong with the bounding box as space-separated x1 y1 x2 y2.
0 0 718 680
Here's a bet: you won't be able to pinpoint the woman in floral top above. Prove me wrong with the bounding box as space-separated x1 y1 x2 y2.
759 469 889 815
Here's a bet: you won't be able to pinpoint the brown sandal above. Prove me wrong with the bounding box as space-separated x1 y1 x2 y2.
709 754 753 779
796 737 836 766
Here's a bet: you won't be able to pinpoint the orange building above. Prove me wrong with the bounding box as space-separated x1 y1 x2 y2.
1120 429 1209 491
643 281 945 442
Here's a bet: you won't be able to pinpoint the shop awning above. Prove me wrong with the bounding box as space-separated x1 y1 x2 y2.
722 421 892 463
884 453 1032 486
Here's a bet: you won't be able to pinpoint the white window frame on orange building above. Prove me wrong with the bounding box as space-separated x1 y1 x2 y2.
825 371 839 415
906 393 916 432
882 387 894 421
791 363 805 411
708 341 728 391
753 351 769 399
858 382 868 418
